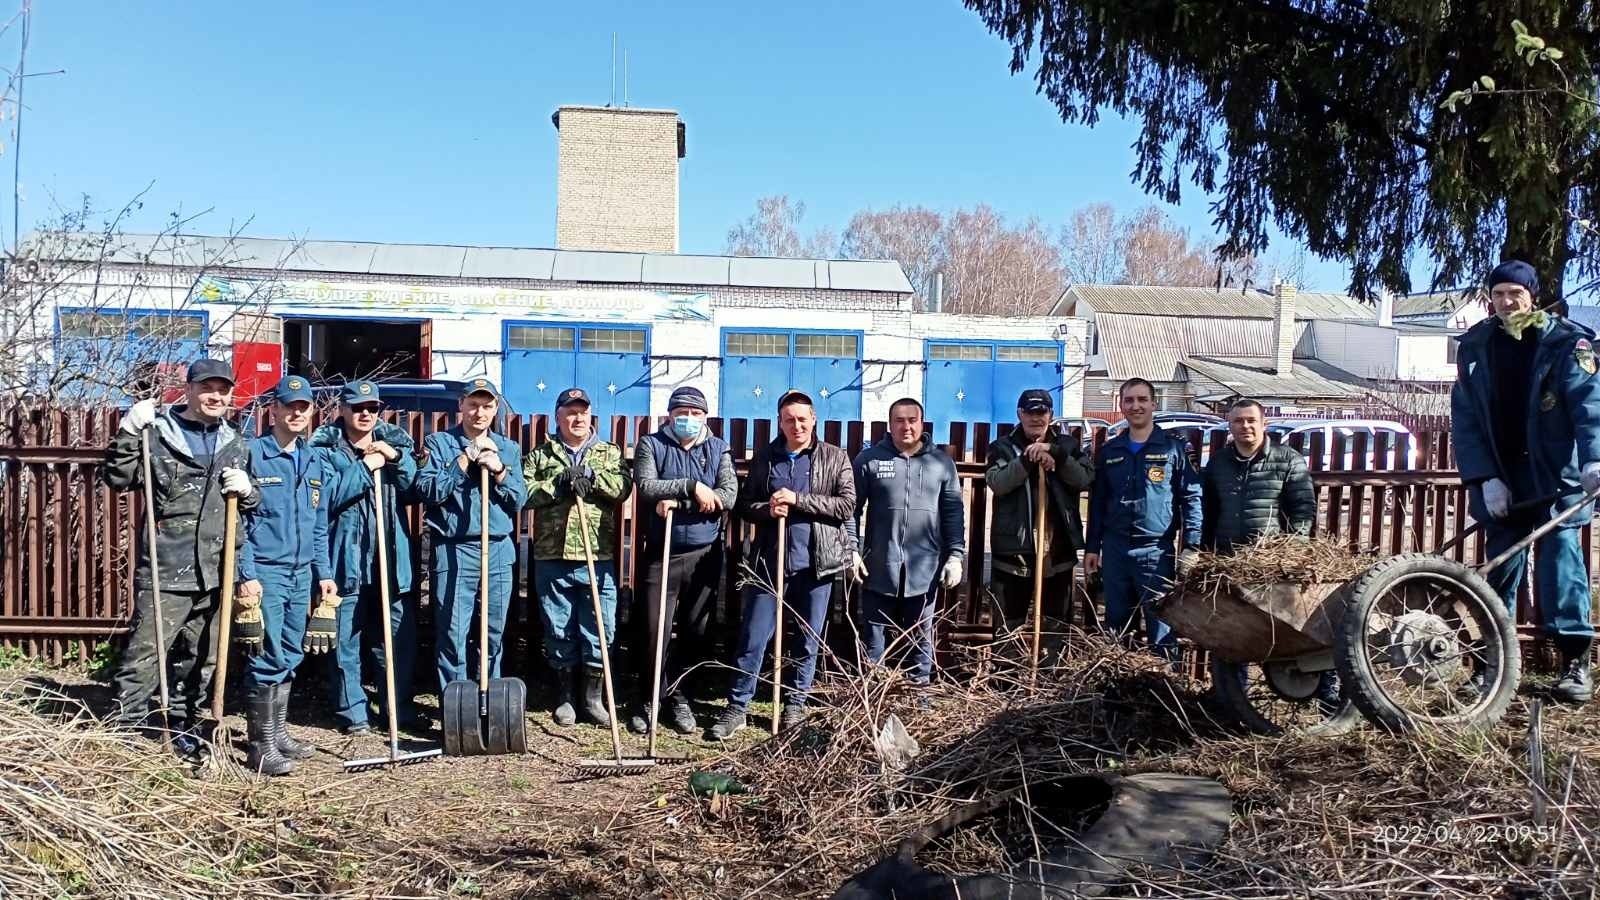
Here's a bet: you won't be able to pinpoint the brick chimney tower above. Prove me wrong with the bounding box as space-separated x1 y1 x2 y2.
552 105 686 253
1272 281 1298 375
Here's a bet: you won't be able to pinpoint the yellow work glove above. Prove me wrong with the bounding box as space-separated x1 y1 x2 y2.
302 584 342 655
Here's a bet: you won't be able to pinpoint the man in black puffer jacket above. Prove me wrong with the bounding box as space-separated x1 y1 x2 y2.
1200 399 1315 555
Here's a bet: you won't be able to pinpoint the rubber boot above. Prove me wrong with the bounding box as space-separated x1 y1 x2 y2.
583 666 611 727
552 668 577 726
272 682 314 760
244 685 295 777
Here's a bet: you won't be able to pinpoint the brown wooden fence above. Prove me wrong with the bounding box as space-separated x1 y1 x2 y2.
0 404 1586 666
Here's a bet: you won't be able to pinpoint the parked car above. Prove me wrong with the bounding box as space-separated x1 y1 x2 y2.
1051 416 1110 449
1105 412 1223 441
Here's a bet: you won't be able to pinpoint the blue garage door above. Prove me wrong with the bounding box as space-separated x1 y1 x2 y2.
54 308 209 405
923 340 1062 446
502 322 650 427
721 330 863 424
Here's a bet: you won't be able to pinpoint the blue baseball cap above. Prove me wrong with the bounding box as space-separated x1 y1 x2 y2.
273 375 314 405
463 377 500 400
341 379 381 404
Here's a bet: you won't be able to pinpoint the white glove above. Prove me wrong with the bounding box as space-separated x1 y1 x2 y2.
120 398 157 434
1482 478 1511 519
1177 548 1201 577
851 552 868 582
220 467 255 499
1583 463 1600 496
940 557 963 590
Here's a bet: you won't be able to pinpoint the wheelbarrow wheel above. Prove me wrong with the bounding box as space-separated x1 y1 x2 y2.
1334 553 1519 732
1208 658 1360 737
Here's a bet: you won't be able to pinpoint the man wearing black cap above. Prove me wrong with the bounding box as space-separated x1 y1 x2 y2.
233 375 337 776
1453 259 1600 703
524 387 634 726
627 385 737 735
984 388 1095 638
102 358 257 758
414 378 526 701
710 389 856 740
310 379 424 735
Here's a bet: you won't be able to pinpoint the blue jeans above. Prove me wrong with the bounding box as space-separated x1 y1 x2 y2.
1100 539 1177 658
243 565 310 688
331 580 418 728
533 558 618 671
729 569 833 709
432 535 514 695
1484 520 1594 653
861 589 935 684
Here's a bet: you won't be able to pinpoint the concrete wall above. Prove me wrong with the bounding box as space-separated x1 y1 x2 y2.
1312 320 1401 379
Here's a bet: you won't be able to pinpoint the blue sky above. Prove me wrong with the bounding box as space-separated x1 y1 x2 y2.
20 1 1354 290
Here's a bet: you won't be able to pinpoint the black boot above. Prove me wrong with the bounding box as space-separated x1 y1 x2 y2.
1553 657 1593 704
244 685 295 776
667 693 697 735
552 668 577 726
583 666 611 726
272 682 314 760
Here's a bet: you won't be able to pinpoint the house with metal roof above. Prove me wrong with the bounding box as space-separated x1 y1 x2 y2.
19 104 1087 435
1052 282 1460 417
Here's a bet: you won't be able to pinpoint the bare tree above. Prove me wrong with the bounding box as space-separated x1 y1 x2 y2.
1059 202 1128 285
725 195 837 258
840 205 945 299
940 206 1063 316
1121 207 1216 287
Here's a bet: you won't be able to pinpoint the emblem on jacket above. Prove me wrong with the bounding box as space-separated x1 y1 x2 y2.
1541 391 1558 413
1148 466 1166 483
1577 339 1597 376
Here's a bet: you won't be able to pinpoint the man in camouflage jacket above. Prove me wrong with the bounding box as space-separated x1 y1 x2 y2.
101 359 258 757
523 388 634 726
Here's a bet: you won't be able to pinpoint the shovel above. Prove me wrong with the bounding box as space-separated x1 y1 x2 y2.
210 494 240 751
346 470 442 770
1030 468 1048 672
573 497 656 776
138 428 173 751
647 504 676 759
441 464 528 756
771 516 787 734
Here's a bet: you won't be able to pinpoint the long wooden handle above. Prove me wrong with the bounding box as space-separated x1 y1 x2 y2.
1031 470 1048 670
213 494 239 725
374 472 399 758
575 499 625 763
139 430 170 716
479 466 490 698
772 516 786 735
648 506 675 758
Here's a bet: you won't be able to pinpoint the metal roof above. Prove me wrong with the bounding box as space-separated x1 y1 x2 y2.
1055 283 1373 321
1181 356 1366 400
1098 348 1185 381
1092 312 1312 380
1392 289 1477 318
20 231 915 294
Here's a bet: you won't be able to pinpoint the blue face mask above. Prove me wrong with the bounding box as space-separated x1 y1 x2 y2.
674 415 704 438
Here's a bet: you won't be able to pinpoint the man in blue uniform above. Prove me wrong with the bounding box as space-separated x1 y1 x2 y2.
235 375 337 776
310 379 423 734
1084 377 1202 661
414 378 527 696
1452 259 1599 703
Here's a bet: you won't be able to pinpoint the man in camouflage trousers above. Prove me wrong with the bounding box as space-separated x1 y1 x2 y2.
524 388 634 726
102 359 257 759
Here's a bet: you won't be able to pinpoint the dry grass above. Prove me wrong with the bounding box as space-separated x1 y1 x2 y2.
1179 534 1377 594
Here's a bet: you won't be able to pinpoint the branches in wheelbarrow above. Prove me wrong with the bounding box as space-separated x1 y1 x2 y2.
1176 535 1375 598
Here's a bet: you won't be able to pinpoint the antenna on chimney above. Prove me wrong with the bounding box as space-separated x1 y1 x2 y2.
624 50 630 107
610 33 617 106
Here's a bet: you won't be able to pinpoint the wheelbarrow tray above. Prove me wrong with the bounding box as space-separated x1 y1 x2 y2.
1157 579 1352 664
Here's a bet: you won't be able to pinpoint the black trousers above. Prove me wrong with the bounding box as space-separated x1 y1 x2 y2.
632 541 723 701
992 569 1077 635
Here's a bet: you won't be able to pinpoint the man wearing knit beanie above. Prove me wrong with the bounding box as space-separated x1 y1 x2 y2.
1452 259 1599 703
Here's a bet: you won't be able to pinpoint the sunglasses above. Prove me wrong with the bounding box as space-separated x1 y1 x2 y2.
350 403 383 414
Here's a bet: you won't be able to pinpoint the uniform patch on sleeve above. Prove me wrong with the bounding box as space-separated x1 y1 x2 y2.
1577 339 1597 376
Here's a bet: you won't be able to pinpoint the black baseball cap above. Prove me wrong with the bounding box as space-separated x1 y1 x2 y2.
777 389 813 409
1017 389 1054 412
186 358 235 386
556 387 591 409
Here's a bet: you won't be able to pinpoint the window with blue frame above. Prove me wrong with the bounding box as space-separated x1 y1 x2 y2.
53 308 210 404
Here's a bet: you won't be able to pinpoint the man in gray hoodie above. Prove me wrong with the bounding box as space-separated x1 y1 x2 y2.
850 397 966 687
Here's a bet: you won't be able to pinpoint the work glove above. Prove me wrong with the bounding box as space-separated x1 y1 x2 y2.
233 588 263 656
1583 463 1600 496
120 398 158 434
302 584 341 655
1176 548 1201 578
559 464 594 499
940 557 963 590
220 467 254 499
849 552 868 585
476 448 505 474
1482 478 1512 519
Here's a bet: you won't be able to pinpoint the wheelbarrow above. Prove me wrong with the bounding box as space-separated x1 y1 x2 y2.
1158 489 1596 734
